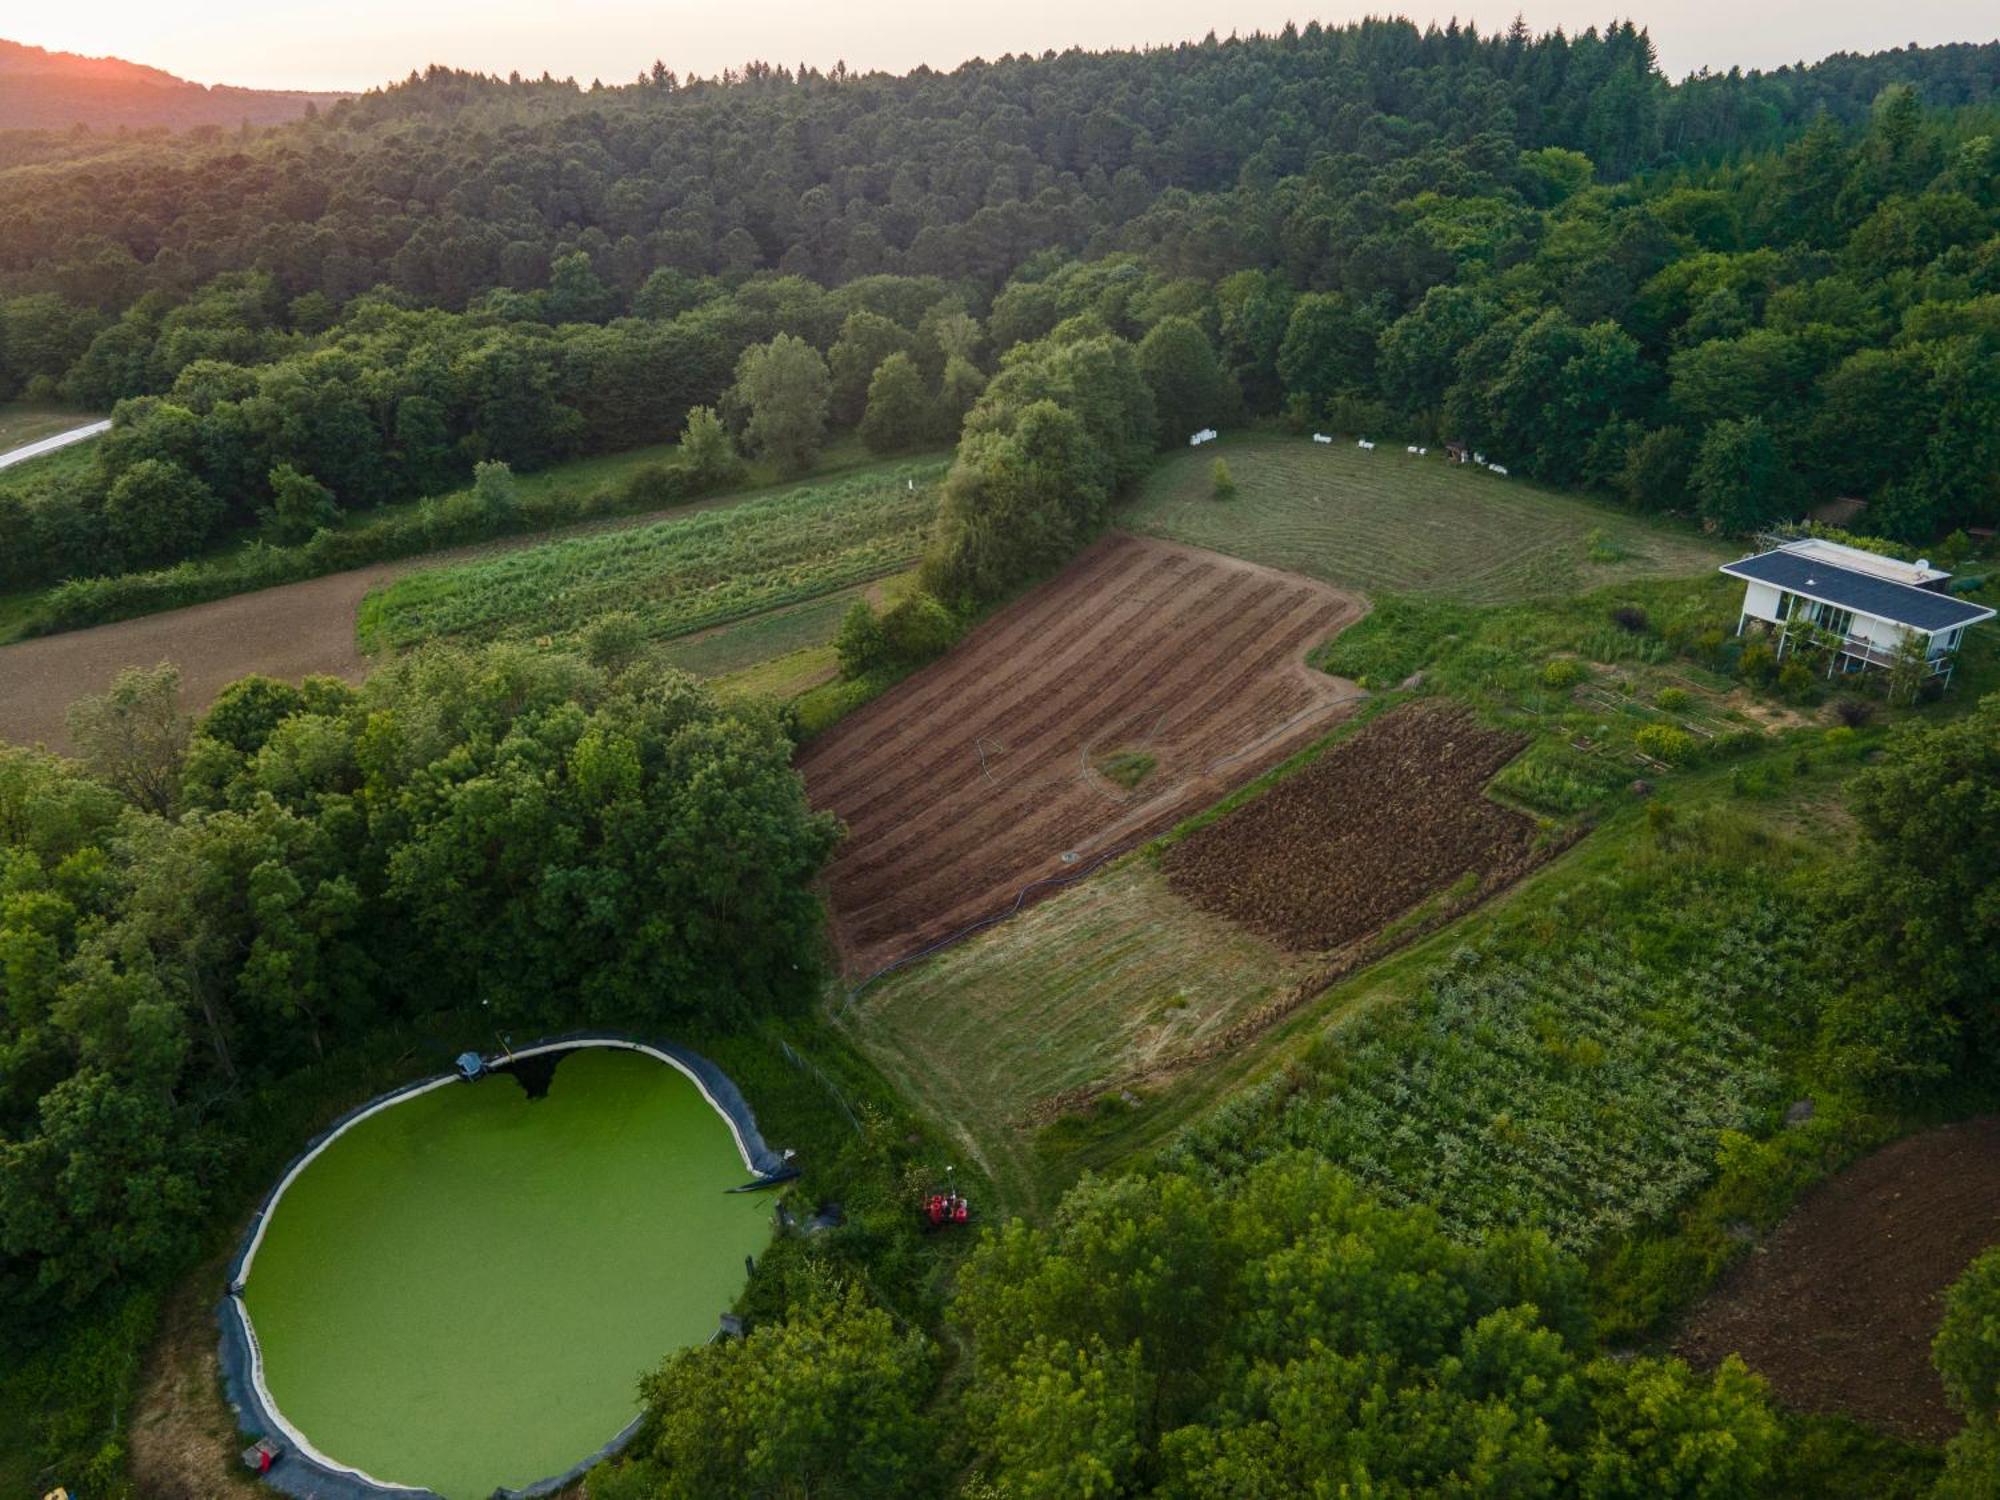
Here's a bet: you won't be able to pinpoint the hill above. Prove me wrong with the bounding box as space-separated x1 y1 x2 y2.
0 37 347 129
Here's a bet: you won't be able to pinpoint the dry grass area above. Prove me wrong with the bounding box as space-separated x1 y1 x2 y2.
127 1257 264 1500
844 859 1317 1212
1123 435 1726 603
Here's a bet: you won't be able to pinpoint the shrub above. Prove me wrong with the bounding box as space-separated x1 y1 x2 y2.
881 590 960 663
1542 658 1587 690
1610 604 1649 634
623 461 693 510
1776 660 1818 703
1635 724 1698 765
1738 640 1777 685
583 611 646 671
1821 726 1860 758
835 598 890 677
1210 457 1236 500
1832 697 1874 728
1935 1248 2000 1422
1655 687 1692 712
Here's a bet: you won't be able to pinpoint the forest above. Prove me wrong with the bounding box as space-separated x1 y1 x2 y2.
4 17 2000 1500
1 21 1997 602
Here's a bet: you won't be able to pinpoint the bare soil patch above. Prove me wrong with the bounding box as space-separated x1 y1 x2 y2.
1676 1116 2000 1442
1160 700 1543 952
798 533 1366 974
0 562 399 754
128 1253 264 1500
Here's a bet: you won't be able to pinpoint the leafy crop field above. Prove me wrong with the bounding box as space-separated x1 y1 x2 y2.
1167 878 1805 1251
1123 436 1726 603
356 460 945 652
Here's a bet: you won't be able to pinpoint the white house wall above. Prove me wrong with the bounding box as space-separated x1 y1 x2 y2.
1740 581 1787 623
1852 613 1918 655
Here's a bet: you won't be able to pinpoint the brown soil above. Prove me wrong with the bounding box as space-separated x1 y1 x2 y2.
0 563 399 754
1676 1116 2000 1442
128 1253 265 1500
0 478 838 755
1160 700 1541 952
797 532 1366 974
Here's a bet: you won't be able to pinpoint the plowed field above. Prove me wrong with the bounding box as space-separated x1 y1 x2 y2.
1676 1116 2000 1441
1160 700 1541 952
798 534 1366 974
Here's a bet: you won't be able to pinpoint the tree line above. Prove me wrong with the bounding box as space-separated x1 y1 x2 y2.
5 33 1996 602
0 269 989 590
0 646 836 1323
3 23 1995 313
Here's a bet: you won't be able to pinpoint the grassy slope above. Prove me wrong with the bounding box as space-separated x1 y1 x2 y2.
1123 433 1728 602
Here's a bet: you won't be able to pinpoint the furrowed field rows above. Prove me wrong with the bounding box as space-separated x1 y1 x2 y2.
357 461 945 651
798 533 1366 974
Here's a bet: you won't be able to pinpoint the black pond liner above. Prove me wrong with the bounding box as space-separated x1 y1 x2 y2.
218 1030 793 1500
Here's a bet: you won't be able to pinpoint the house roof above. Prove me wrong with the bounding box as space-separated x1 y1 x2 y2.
1721 549 1996 634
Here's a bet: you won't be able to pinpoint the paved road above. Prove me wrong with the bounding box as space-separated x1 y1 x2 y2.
0 418 111 470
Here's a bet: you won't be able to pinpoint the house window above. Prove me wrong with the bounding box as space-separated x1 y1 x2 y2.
1808 602 1854 638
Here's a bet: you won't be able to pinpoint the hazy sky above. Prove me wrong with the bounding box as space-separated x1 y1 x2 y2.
11 1 1998 93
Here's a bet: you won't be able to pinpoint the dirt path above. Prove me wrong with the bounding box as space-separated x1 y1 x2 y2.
0 561 404 752
0 470 885 754
1676 1115 2000 1441
798 533 1368 975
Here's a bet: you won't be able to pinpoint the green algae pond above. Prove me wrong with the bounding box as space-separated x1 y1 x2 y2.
240 1045 772 1498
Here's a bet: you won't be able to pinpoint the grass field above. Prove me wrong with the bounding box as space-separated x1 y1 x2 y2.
842 860 1319 1213
243 1048 768 1499
1122 435 1728 602
0 401 101 456
356 460 945 653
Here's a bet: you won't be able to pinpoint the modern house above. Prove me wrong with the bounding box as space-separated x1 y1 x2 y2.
1721 537 1994 688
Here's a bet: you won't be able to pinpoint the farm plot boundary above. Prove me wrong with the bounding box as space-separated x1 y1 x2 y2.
798 532 1368 975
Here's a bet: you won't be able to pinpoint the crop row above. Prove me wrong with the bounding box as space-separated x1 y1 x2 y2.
357 461 945 651
1169 901 1800 1251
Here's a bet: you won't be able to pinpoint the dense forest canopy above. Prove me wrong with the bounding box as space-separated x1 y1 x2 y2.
1 19 1995 604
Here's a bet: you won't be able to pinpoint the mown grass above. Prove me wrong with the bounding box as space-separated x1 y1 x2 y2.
1121 434 1728 604
0 437 99 499
837 860 1318 1216
356 461 945 653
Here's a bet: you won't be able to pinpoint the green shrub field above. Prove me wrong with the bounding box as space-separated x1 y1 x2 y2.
358 461 945 652
1167 854 1809 1251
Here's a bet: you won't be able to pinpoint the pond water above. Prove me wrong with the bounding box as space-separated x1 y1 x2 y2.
242 1046 771 1498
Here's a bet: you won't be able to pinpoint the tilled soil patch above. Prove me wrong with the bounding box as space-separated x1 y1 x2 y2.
1676 1115 2000 1442
798 533 1366 974
1159 700 1540 952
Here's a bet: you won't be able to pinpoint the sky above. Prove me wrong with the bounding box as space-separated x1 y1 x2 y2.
9 0 1998 93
